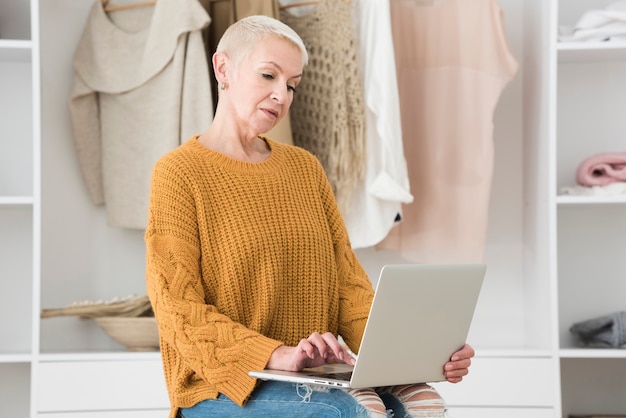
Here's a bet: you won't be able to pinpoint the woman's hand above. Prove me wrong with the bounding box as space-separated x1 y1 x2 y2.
443 343 475 383
267 332 356 372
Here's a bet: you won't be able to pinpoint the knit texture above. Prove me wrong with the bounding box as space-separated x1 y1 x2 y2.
145 136 374 417
280 0 367 216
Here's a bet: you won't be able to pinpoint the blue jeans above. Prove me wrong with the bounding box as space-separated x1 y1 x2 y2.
180 381 410 417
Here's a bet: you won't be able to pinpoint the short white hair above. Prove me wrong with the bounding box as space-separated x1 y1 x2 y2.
215 15 308 68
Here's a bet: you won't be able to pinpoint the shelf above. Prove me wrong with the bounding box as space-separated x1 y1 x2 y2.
556 195 626 205
0 352 32 363
0 40 32 62
0 196 34 206
558 41 626 62
560 348 626 359
39 351 162 362
474 348 553 359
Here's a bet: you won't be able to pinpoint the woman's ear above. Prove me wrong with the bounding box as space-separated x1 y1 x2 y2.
212 52 229 85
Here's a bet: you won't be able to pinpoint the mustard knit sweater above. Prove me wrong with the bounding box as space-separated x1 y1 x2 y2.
145 136 374 416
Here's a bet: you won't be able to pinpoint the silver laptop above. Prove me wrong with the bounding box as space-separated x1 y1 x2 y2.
249 263 486 389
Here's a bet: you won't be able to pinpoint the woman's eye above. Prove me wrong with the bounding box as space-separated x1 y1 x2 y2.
287 85 297 93
262 73 274 80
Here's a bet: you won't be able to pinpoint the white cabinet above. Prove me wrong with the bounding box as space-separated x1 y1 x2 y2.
445 408 555 418
37 356 169 413
432 356 555 408
0 0 38 416
523 0 626 416
38 413 169 418
554 1 626 417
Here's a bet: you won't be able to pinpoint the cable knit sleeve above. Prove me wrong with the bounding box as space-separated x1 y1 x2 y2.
145 154 282 409
314 159 375 353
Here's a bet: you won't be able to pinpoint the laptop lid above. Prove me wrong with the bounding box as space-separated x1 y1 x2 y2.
249 263 485 389
349 263 485 388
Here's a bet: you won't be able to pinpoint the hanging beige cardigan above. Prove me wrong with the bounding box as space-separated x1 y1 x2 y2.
69 0 213 229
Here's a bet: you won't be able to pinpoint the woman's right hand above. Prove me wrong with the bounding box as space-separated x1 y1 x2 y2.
266 332 356 371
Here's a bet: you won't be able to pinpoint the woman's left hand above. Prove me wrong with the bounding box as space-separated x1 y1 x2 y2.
443 343 475 383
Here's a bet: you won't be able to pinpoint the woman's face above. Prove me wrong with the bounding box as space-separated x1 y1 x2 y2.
229 36 303 135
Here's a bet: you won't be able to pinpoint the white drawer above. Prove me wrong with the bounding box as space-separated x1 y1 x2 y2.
38 411 169 418
431 356 555 407
446 407 555 418
37 359 169 412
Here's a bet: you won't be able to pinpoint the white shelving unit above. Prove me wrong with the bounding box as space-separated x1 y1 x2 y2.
552 1 626 417
0 0 38 417
2 0 624 416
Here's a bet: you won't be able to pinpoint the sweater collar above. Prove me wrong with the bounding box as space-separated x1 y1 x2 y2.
188 136 289 175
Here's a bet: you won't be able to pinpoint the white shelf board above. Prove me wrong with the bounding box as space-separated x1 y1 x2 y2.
0 40 32 62
474 348 553 359
560 348 626 359
39 351 162 362
0 352 32 363
0 196 34 205
556 195 626 205
558 41 626 62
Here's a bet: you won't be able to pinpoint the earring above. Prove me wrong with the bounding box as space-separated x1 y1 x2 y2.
220 82 226 90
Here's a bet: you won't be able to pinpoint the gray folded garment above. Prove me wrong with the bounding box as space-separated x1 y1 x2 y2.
570 311 626 348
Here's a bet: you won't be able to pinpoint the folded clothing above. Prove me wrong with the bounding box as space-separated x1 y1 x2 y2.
560 181 626 196
570 311 626 348
576 151 626 186
559 1 626 42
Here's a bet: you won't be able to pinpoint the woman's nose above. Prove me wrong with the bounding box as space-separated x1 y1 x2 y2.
271 85 289 103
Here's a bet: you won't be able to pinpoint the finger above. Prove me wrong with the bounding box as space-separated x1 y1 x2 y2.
319 332 346 360
444 359 472 372
306 332 330 359
446 375 464 384
297 338 316 359
444 364 470 384
324 345 354 365
445 365 470 377
444 371 468 384
451 343 475 361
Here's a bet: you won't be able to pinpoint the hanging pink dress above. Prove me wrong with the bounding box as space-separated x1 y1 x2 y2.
379 0 518 263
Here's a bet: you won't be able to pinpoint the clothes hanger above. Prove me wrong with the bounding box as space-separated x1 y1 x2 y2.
279 0 319 10
101 0 156 13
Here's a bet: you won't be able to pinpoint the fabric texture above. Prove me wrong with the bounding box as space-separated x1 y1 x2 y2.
559 1 626 42
575 151 626 186
344 0 414 249
280 0 367 215
379 0 518 263
145 137 374 417
570 311 626 348
560 181 626 196
69 0 213 229
181 381 444 418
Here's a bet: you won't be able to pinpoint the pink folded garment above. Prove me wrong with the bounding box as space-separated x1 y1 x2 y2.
576 151 626 186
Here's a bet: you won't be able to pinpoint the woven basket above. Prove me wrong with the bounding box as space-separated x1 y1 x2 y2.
41 294 152 319
94 316 159 351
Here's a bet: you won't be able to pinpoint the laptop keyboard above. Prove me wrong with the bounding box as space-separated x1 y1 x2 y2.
306 371 353 381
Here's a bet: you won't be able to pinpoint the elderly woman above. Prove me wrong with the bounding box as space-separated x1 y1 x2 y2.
145 15 474 418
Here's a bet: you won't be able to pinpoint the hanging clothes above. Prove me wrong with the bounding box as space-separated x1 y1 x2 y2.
280 0 367 216
379 0 518 263
69 0 213 229
344 0 413 249
199 0 295 145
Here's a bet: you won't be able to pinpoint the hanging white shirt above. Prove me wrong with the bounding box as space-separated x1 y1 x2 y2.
344 0 413 249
